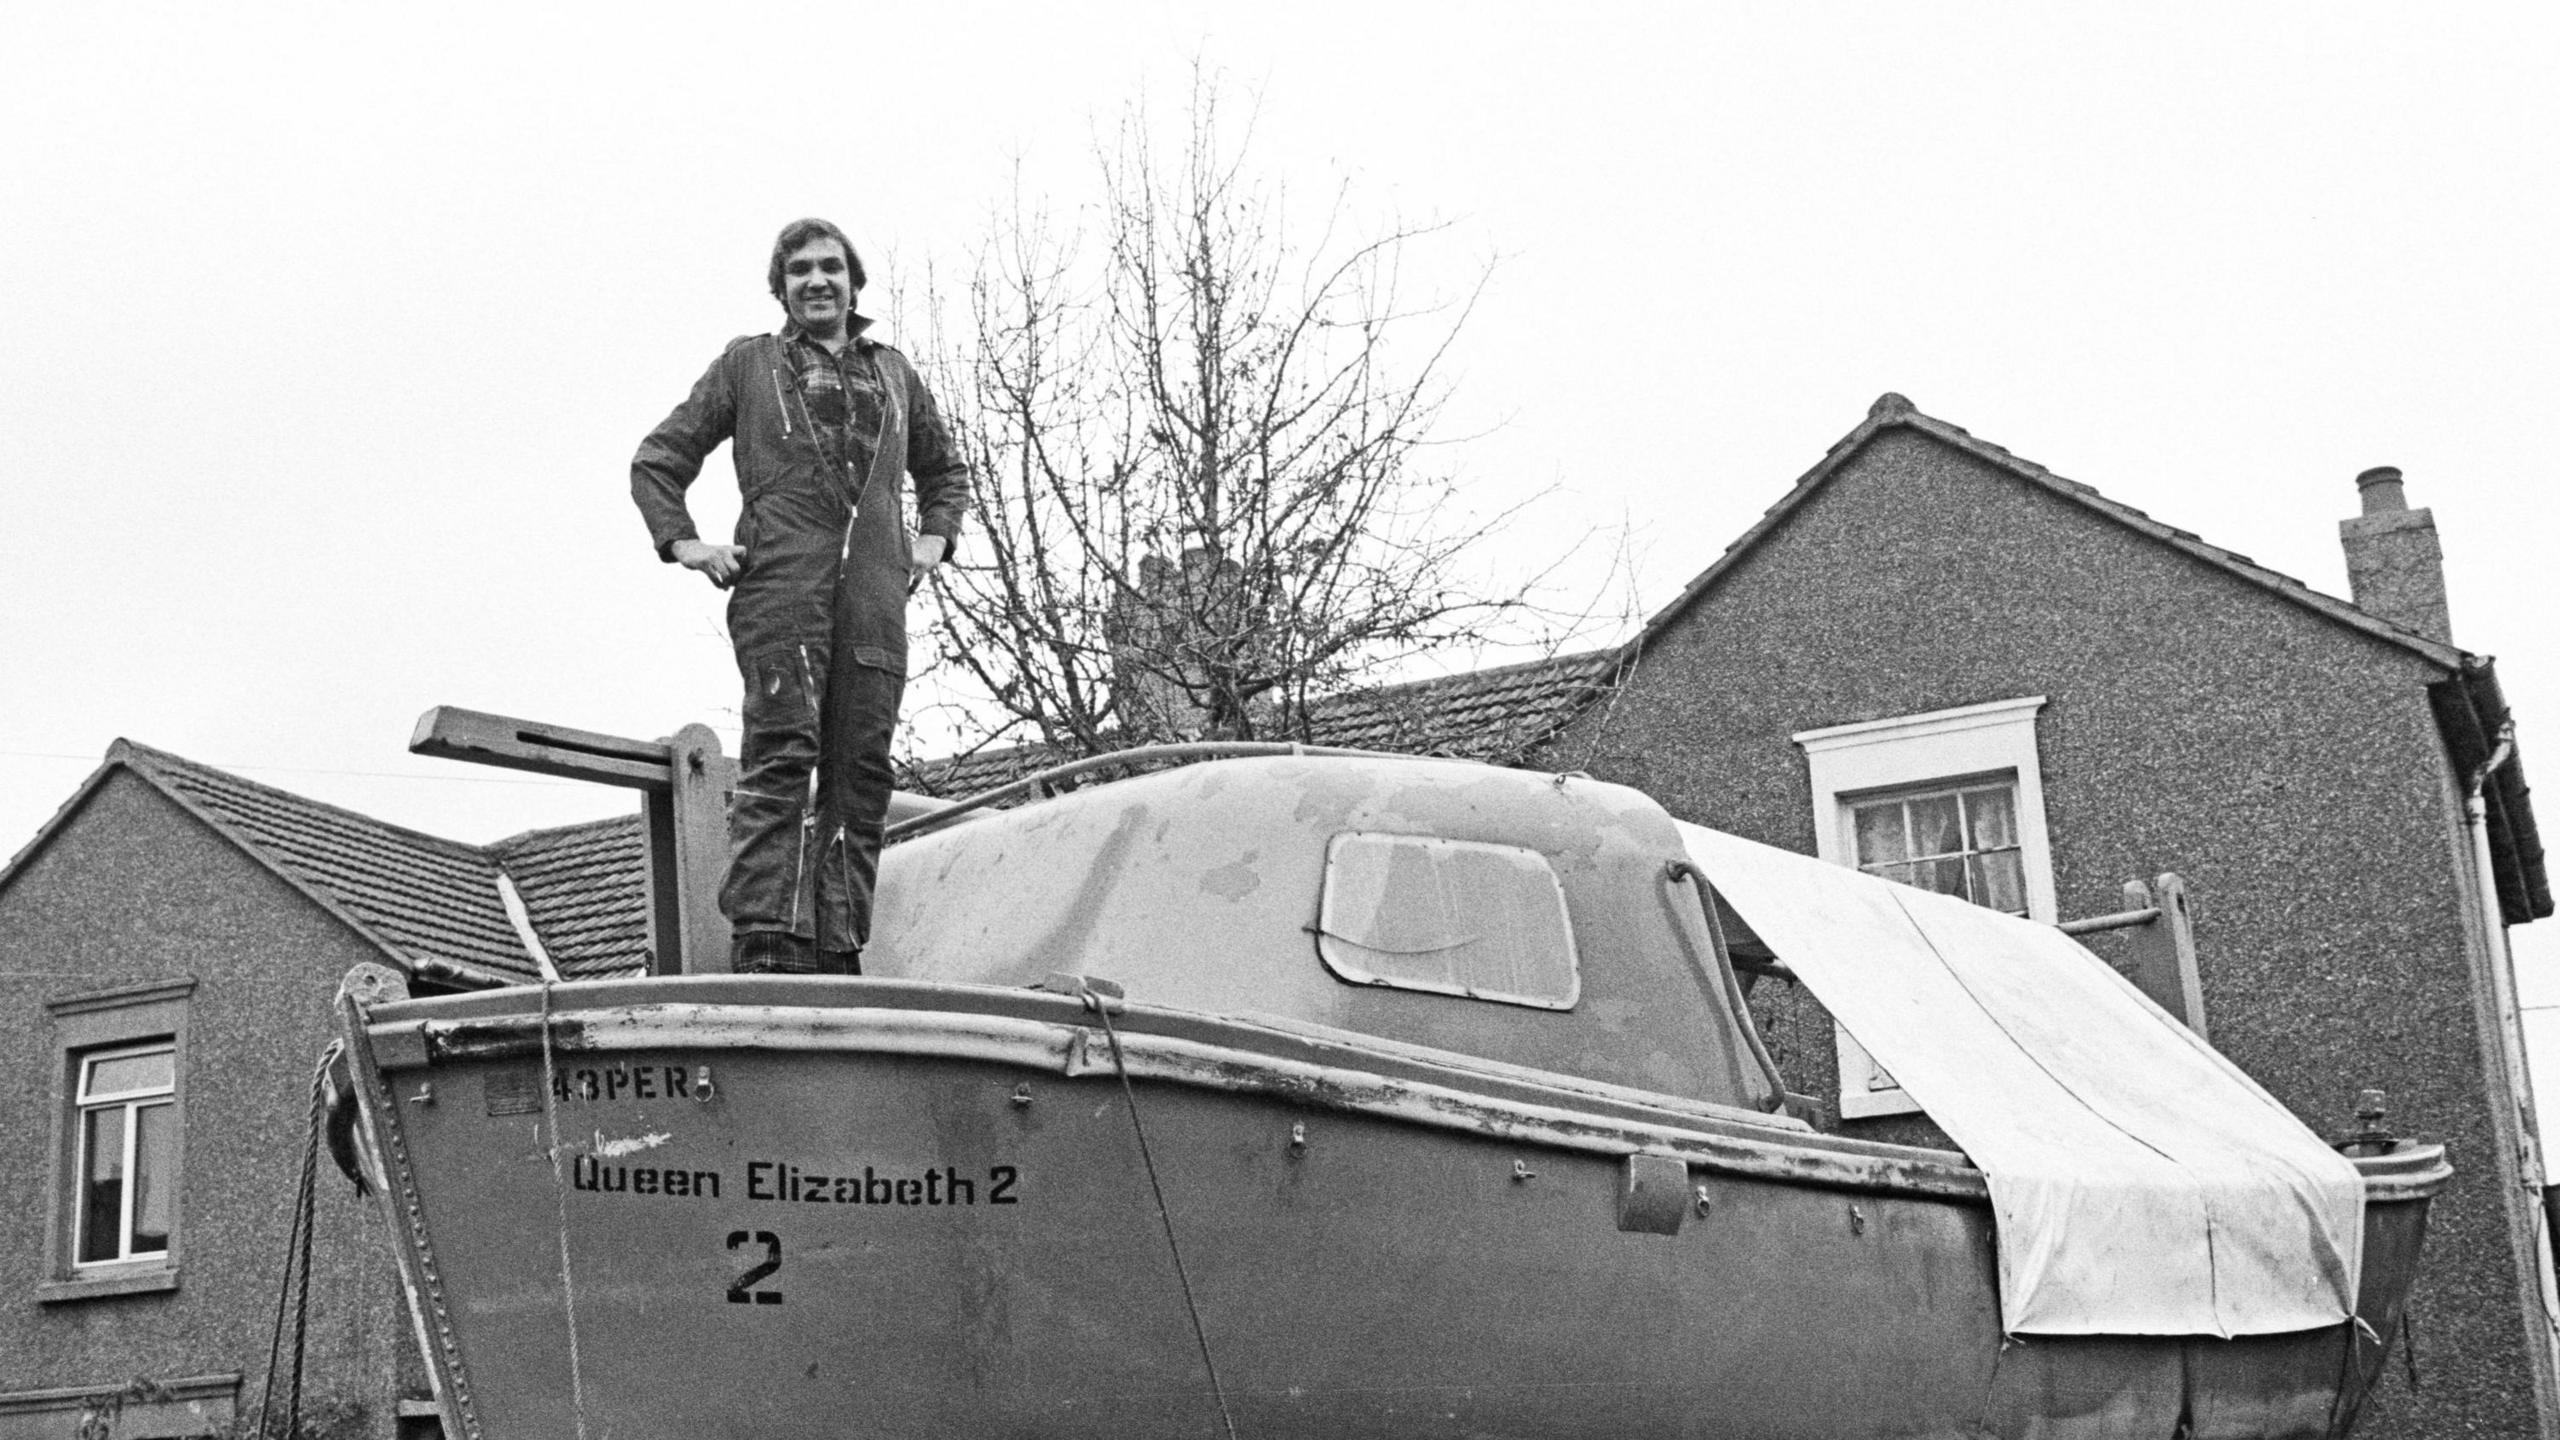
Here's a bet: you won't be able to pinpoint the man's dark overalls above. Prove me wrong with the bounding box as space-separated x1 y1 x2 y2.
631 319 972 970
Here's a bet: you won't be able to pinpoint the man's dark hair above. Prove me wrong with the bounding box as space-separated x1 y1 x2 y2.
768 217 867 300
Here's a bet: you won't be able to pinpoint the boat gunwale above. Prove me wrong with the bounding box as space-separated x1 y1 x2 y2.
358 983 2453 1207
374 975 1795 1133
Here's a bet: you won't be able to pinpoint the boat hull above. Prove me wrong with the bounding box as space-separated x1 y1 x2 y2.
341 975 2441 1440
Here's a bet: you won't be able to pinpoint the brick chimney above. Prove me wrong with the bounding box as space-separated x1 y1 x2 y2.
2339 466 2454 645
1108 547 1263 740
1110 553 1209 739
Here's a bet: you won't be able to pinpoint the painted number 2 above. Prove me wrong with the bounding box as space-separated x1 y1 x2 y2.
726 1230 783 1305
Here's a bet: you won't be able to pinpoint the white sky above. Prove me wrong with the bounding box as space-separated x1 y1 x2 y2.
6 4 2556 1124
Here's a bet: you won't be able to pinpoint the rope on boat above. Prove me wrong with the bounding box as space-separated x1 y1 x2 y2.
1971 1333 2012 1434
1080 985 1241 1440
536 982 595 1440
257 1043 333 1440
2323 1313 2384 1434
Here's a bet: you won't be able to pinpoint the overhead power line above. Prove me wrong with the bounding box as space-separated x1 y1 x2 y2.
0 749 582 788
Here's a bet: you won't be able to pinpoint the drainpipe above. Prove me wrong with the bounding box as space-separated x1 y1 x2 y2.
2467 722 2560 1359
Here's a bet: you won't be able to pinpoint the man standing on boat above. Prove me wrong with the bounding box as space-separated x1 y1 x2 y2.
630 218 973 974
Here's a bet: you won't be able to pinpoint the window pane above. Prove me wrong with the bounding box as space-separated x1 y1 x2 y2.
1907 795 1963 858
80 1108 127 1263
1965 787 2018 850
1971 849 2028 915
1317 833 1579 1008
1864 860 1917 886
1853 802 1907 864
83 1048 173 1100
1849 780 2026 915
131 1102 176 1255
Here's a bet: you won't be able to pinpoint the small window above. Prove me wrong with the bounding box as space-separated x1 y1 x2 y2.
1850 780 2027 915
1796 697 2055 1119
75 1042 178 1266
1315 833 1579 1009
43 979 191 1301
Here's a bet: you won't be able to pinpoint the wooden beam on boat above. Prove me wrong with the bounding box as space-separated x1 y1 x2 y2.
410 705 680 788
2057 905 2164 936
410 706 735 977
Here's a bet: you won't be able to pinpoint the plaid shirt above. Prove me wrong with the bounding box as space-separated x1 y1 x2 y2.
781 324 886 487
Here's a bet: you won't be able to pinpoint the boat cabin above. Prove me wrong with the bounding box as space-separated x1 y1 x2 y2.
869 754 1785 1117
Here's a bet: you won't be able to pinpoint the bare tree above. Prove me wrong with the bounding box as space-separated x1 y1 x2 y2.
914 76 1575 762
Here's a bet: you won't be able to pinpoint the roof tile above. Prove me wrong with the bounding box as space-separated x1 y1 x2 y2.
900 649 1623 800
123 744 545 981
490 817 650 980
114 743 648 983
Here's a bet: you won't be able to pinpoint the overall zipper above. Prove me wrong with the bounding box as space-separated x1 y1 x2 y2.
788 643 821 931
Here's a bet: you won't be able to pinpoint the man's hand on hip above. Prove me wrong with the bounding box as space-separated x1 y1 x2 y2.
909 532 950 594
671 539 746 588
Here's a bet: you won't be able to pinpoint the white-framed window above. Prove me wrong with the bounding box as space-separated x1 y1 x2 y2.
1796 697 2054 1119
42 979 192 1302
1850 780 2029 915
74 1042 178 1266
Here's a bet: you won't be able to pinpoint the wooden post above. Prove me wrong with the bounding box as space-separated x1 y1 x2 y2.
2111 874 2208 1040
2152 872 2206 1042
410 706 736 975
663 723 736 975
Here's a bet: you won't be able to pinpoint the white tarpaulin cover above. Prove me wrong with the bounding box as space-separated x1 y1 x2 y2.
1676 821 2364 1338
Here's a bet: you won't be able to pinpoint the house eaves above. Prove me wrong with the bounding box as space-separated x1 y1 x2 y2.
1629 392 2470 673
2430 661 2553 923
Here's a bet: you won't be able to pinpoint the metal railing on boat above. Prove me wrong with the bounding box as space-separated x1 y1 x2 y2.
886 739 1463 844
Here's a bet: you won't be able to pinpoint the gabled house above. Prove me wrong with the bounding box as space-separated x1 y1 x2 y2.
1524 394 2551 1439
0 742 638 1439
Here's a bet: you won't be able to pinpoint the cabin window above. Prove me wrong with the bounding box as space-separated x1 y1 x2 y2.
41 980 191 1302
1315 833 1580 1009
1795 698 2055 1119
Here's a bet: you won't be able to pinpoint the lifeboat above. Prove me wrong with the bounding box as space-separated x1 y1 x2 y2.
334 750 2444 1439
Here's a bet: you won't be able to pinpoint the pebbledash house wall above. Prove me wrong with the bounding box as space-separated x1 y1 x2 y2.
0 772 421 1439
1540 423 2547 1438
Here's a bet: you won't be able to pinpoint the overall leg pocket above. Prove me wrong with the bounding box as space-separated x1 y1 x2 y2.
739 645 822 737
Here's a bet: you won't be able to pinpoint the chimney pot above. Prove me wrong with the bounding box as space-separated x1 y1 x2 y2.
2355 465 2408 515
